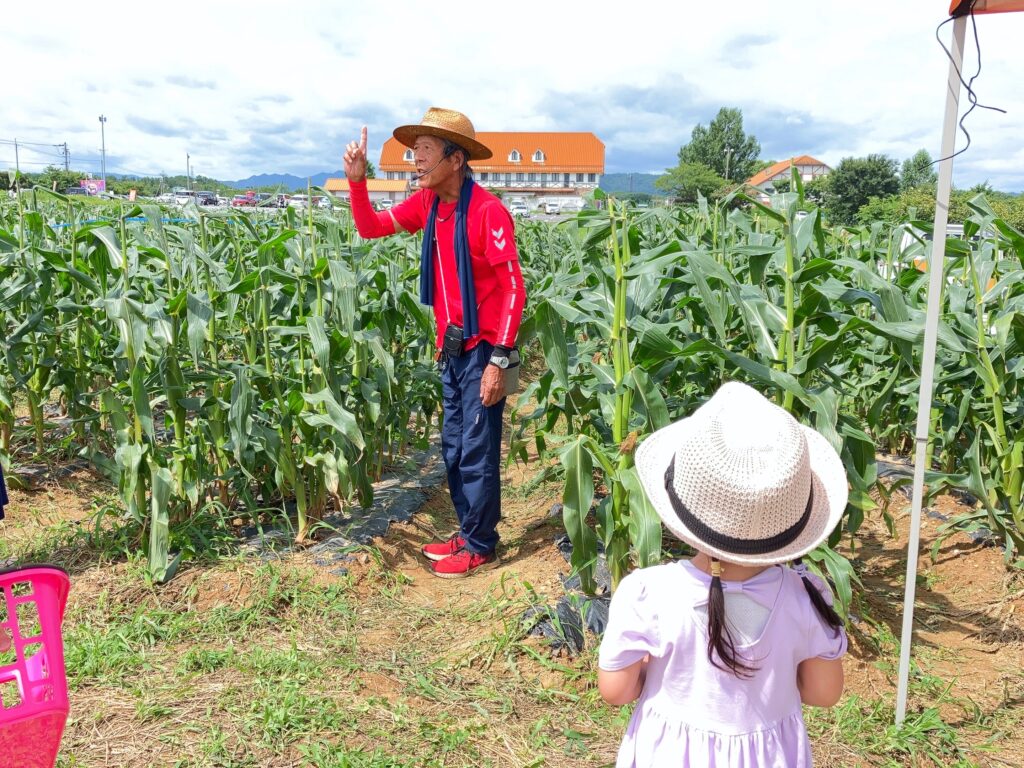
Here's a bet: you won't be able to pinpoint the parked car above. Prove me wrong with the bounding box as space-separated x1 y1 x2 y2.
64 187 90 196
290 194 309 208
231 195 254 207
317 195 333 209
509 202 529 217
377 199 393 210
544 200 561 215
196 191 218 206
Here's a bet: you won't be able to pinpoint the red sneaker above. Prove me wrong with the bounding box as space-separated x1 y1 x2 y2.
421 534 466 562
431 549 499 579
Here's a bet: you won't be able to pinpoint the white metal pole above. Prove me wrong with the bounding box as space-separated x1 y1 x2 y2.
99 115 107 190
895 13 966 726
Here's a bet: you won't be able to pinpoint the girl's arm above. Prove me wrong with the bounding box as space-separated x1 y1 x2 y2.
797 656 844 707
597 655 648 706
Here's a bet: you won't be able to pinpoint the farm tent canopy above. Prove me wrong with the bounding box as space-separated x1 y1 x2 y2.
949 0 1024 14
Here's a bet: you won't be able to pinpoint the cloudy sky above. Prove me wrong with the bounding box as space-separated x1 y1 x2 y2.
5 1 1023 189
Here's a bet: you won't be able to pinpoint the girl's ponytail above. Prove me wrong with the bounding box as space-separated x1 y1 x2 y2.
706 558 757 678
793 558 843 630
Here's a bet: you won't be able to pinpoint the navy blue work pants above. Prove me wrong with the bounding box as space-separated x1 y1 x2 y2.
441 341 505 555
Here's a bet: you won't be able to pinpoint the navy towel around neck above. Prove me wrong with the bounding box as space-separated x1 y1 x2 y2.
419 176 478 339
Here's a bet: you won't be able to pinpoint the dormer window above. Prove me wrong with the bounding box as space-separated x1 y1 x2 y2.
403 149 414 162
532 149 545 163
508 149 521 162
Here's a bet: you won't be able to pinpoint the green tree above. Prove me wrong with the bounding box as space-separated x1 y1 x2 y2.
366 161 377 180
856 186 1024 230
677 107 761 182
822 154 899 225
805 175 829 206
34 165 86 193
900 149 938 191
618 192 653 205
655 162 726 204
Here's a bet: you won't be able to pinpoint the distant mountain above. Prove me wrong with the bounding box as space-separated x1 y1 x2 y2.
600 173 663 196
224 171 345 191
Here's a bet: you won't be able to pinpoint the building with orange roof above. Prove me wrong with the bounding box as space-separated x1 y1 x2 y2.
746 155 831 196
379 132 605 204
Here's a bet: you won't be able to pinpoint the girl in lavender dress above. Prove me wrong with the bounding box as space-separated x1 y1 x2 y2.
598 382 848 767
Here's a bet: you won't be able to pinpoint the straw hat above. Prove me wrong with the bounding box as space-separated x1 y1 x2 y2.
393 107 493 161
634 382 848 565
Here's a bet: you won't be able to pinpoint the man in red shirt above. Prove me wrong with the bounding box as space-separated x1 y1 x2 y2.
343 107 526 578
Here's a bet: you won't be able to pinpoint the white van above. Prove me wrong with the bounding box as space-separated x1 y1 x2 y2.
173 189 198 206
290 194 309 208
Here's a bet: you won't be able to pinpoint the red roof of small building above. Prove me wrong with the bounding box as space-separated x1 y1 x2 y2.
380 132 605 173
323 178 410 193
746 155 830 187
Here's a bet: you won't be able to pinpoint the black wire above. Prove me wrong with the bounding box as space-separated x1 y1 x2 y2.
0 138 68 149
932 0 1008 166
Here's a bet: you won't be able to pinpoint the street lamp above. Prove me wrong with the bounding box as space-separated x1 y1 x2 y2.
98 115 107 190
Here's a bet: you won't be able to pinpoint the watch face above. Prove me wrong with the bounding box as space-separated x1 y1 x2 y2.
491 356 509 368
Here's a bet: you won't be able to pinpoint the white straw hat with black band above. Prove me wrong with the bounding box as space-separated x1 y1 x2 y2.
634 381 849 566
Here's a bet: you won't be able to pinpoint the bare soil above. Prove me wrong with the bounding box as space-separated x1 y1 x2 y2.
2 453 1022 766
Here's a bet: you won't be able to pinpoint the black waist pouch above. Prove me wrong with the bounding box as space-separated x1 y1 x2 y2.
443 323 464 358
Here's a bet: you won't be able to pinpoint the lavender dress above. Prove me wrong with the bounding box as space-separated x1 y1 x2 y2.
599 560 846 767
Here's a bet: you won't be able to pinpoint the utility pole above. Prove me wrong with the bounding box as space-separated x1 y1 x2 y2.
56 143 70 171
13 139 20 188
186 153 191 191
98 115 107 189
724 145 733 182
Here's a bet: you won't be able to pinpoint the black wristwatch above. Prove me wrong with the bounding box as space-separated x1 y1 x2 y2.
489 345 513 369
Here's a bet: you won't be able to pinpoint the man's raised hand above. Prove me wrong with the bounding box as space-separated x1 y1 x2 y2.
344 126 368 182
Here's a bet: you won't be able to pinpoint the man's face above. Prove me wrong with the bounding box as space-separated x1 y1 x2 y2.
413 135 459 189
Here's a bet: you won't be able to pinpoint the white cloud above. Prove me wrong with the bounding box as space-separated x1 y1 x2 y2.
5 0 1023 189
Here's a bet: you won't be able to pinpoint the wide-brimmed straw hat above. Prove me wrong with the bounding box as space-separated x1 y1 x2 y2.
393 107 493 161
634 381 849 566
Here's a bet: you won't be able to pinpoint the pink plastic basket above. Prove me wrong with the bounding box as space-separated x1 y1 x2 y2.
0 565 71 768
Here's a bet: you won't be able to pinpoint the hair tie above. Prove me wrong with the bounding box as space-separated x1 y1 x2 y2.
710 558 722 579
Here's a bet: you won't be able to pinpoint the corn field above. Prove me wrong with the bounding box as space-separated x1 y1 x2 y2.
511 177 1024 604
2 175 1023 601
1 186 441 581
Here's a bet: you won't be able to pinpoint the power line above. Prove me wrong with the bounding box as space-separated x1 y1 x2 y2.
0 138 68 148
0 158 66 167
0 144 65 160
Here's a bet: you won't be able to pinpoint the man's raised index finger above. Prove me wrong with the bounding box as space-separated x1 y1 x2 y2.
359 126 367 153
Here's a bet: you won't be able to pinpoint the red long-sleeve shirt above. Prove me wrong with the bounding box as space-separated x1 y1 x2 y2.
348 179 526 352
